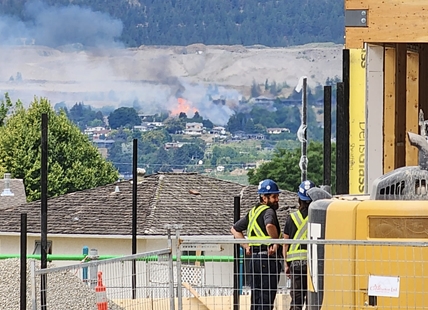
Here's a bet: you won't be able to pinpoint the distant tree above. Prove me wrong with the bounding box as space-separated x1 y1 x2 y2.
88 119 104 127
247 141 336 193
0 93 21 127
171 144 204 168
0 97 119 201
202 119 214 129
244 118 256 133
192 111 203 123
178 112 187 119
164 117 186 134
68 102 103 130
227 112 246 133
54 101 67 112
251 80 261 98
108 107 141 129
141 129 172 147
269 81 278 95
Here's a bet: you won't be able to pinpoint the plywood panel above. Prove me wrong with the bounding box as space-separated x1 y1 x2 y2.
345 0 428 48
345 0 368 9
384 47 396 173
406 51 419 166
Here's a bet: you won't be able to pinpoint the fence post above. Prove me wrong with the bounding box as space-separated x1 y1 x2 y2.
233 196 241 310
323 85 332 191
82 246 89 283
175 226 183 310
88 248 99 289
166 226 175 310
20 213 27 310
30 260 37 310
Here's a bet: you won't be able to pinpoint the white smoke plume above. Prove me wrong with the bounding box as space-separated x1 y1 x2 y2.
0 1 241 126
0 0 123 47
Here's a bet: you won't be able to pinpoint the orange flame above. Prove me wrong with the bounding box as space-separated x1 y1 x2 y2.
171 98 197 116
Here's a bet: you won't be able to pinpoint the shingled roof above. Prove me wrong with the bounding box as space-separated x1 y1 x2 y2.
0 173 298 236
0 179 27 209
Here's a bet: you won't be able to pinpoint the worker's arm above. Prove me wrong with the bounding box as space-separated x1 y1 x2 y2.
266 223 279 239
230 226 251 255
266 223 280 256
283 233 290 276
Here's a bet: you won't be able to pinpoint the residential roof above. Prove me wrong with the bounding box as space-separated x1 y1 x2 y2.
0 173 298 236
0 179 27 209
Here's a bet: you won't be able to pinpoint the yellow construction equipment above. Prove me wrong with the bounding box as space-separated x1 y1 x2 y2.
306 132 428 309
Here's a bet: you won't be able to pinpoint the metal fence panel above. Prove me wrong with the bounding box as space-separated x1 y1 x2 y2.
26 238 428 310
31 249 173 310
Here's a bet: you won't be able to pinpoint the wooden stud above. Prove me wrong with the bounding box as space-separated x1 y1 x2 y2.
406 51 419 166
395 44 407 168
195 250 201 267
419 44 428 123
384 47 396 173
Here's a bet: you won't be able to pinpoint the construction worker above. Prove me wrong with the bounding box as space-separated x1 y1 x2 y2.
231 179 282 310
283 180 315 310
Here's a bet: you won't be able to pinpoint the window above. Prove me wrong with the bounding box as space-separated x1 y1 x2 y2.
33 240 52 255
182 250 205 266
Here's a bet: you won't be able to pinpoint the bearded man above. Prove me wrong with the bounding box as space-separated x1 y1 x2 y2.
231 179 282 310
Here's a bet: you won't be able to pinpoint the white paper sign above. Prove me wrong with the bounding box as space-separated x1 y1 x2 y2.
368 275 400 297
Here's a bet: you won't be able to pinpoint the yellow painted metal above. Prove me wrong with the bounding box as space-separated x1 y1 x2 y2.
349 49 367 194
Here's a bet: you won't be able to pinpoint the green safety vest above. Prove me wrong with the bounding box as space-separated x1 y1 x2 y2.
286 210 308 262
247 205 278 246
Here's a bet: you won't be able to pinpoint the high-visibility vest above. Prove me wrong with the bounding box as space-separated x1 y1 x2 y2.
286 210 308 262
247 205 282 246
247 205 272 246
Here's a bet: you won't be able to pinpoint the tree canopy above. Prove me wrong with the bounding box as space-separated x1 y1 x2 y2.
0 97 119 201
247 141 336 193
108 107 141 129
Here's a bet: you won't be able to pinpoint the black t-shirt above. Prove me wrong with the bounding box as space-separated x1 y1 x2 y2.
233 204 281 238
283 208 308 250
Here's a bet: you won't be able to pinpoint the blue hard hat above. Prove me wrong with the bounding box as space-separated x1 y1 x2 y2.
298 180 316 201
258 179 281 194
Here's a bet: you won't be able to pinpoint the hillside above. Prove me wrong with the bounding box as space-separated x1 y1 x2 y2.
0 0 344 48
0 43 342 125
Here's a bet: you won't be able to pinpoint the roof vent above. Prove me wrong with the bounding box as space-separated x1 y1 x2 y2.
1 173 14 197
114 185 120 193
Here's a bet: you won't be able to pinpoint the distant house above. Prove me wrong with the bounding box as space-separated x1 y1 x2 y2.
184 122 204 136
134 122 165 132
164 142 185 150
92 139 115 149
231 131 264 140
0 173 27 209
267 127 290 134
0 173 297 265
216 165 225 172
252 96 275 104
84 127 111 140
211 126 226 135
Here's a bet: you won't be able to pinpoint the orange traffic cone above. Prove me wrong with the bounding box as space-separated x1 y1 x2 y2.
96 271 108 310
